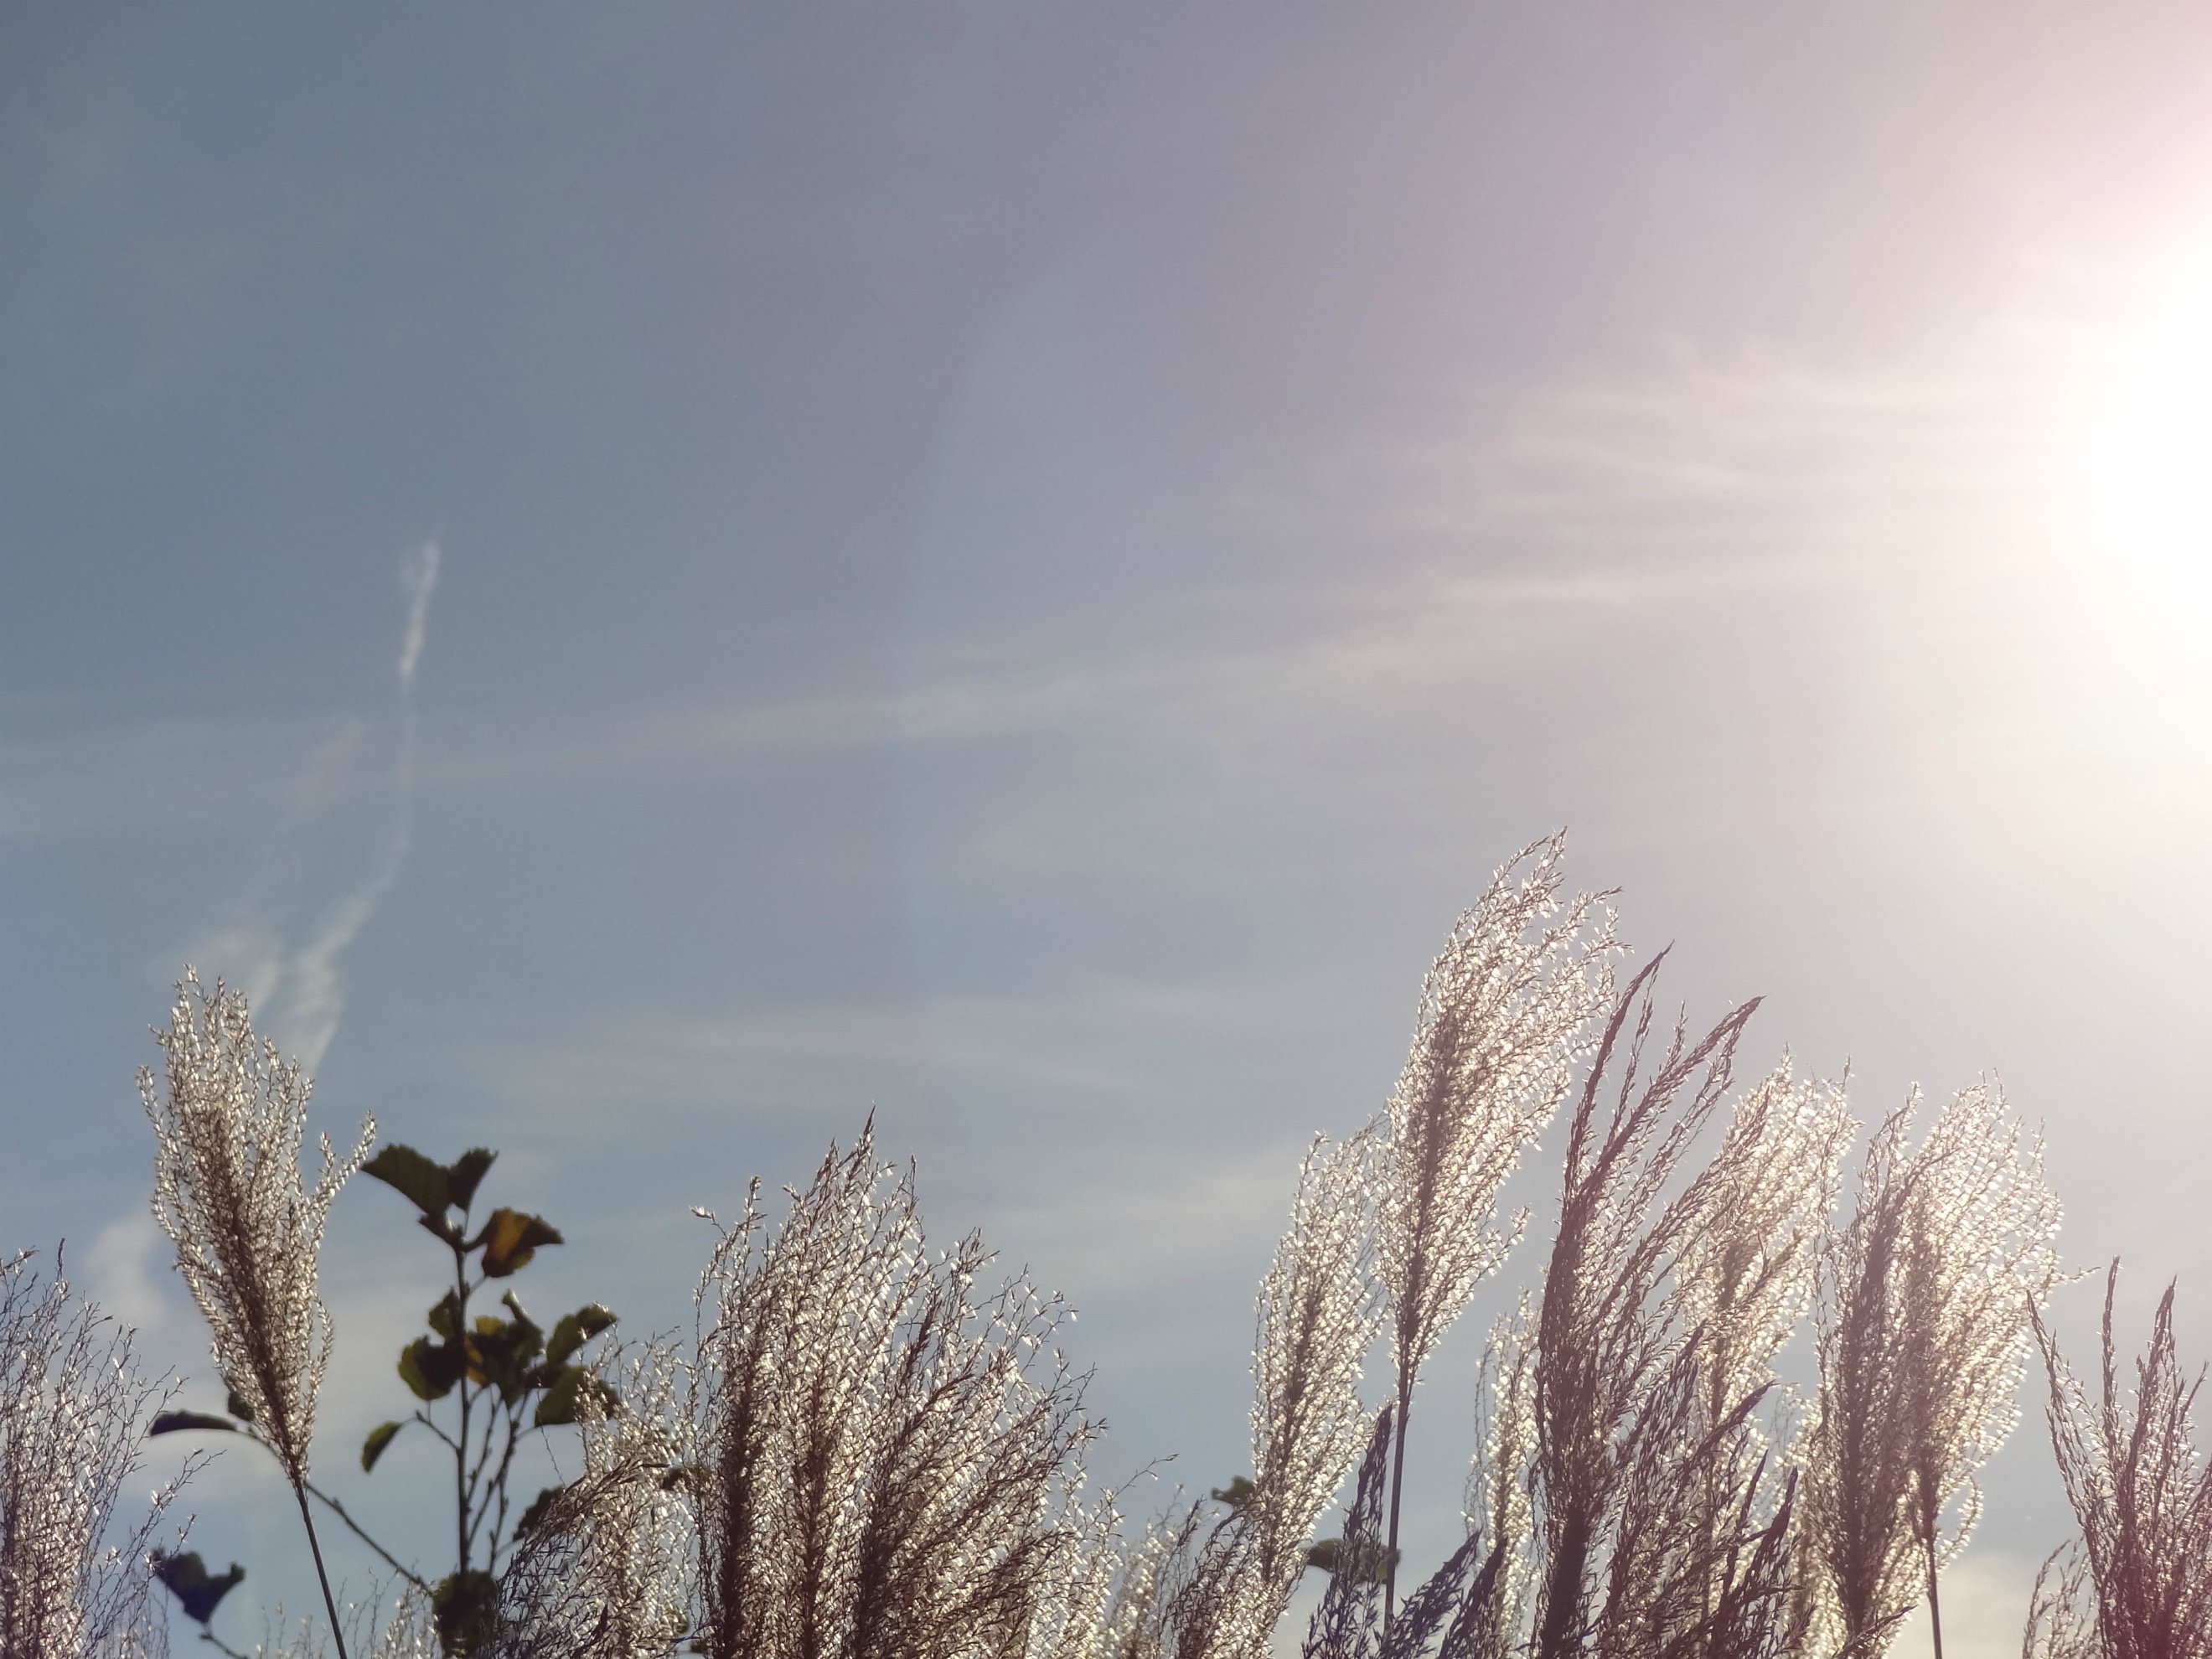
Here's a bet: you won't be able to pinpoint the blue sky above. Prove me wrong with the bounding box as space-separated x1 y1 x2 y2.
8 5 2212 1651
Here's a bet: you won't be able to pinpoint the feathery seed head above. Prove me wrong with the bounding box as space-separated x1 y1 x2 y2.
1238 1133 1382 1625
0 1249 183 1659
1379 833 1617 1389
1804 1083 2060 1651
140 970 372 1482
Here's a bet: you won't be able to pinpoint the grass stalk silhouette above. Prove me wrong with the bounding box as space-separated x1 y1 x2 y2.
2031 1264 2212 1659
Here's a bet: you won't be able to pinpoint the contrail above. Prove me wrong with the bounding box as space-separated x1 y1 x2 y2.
282 538 442 1069
184 539 442 1072
397 539 440 689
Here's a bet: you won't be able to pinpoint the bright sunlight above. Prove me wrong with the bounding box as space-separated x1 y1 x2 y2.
2080 248 2212 616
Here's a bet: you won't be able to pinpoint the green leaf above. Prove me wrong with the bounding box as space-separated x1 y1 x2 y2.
152 1551 246 1625
399 1335 464 1402
1209 1476 1258 1512
533 1365 618 1427
149 1410 237 1436
545 1302 618 1366
364 1144 452 1219
446 1147 498 1211
418 1212 464 1247
361 1420 405 1471
473 1207 563 1277
224 1383 257 1425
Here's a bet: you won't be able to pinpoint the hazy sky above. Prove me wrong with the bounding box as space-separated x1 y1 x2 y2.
8 6 2212 1652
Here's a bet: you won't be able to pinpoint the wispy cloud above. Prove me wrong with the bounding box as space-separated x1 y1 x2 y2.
396 539 439 690
180 539 442 1070
0 321 2123 848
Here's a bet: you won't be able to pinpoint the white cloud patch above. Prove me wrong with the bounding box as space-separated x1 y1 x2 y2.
78 1208 186 1355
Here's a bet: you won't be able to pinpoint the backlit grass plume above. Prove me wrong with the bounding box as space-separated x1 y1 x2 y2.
2032 1265 2212 1659
0 1248 184 1659
1526 956 1763 1659
1802 1084 2060 1659
688 1124 1098 1659
1376 834 1616 1623
1134 1133 1384 1659
486 1344 694 1658
1246 1133 1382 1624
141 971 373 1656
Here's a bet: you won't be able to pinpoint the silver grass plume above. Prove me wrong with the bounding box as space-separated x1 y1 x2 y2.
1804 1083 2060 1659
1379 835 1616 1391
0 1249 184 1659
488 1342 695 1659
1462 1298 1538 1659
1085 1498 1206 1659
689 1124 1097 1659
1140 1134 1384 1659
1377 834 1616 1620
2033 1266 2212 1659
1675 1063 1849 1429
1644 1063 1848 1659
1244 1134 1382 1623
1022 1477 1144 1659
236 1588 432 1659
141 971 372 1484
365 1588 440 1659
1586 1064 1848 1659
2022 1547 2100 1659
1526 955 1760 1659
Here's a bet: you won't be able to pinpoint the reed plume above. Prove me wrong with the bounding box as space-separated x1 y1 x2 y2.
1585 1057 1847 1659
487 1343 694 1659
1460 1301 1538 1659
1526 954 1760 1659
140 970 373 1655
1221 1131 1382 1649
2020 1547 2099 1659
0 1249 184 1659
689 1124 1097 1659
1377 835 1616 1623
1083 1494 1209 1659
1803 1084 2060 1659
2032 1265 2212 1659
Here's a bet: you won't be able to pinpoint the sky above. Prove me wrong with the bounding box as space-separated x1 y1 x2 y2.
8 5 2212 1653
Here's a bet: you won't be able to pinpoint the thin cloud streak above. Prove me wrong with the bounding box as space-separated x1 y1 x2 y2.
277 538 441 1068
0 324 2121 843
178 538 442 1071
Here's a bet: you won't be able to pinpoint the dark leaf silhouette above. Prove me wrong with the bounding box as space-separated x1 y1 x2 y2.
364 1144 455 1219
545 1302 617 1367
152 1550 247 1626
362 1419 404 1471
475 1207 563 1277
148 1409 236 1436
447 1147 499 1211
400 1333 464 1401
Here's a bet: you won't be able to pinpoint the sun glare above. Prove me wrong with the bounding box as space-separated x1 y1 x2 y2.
2080 252 2212 618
